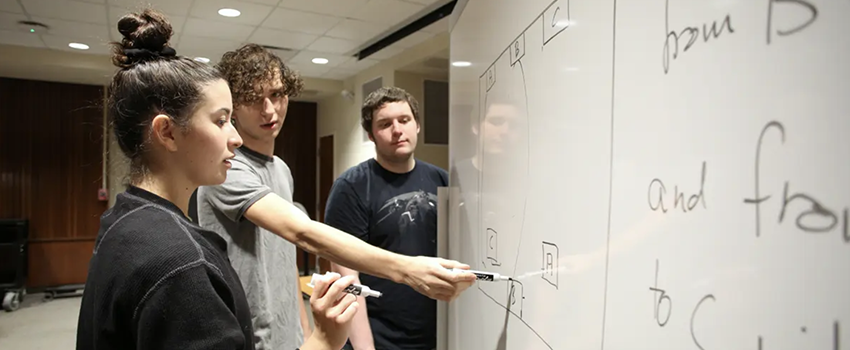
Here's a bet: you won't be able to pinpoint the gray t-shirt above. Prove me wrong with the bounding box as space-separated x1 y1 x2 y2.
196 146 302 350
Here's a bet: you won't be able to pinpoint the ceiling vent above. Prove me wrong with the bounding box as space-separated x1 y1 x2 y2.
17 20 49 34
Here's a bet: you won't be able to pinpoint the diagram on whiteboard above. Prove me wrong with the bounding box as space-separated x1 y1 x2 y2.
474 0 574 349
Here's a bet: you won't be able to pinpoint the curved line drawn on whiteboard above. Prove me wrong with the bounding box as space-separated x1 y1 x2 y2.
744 121 849 241
508 58 532 281
486 228 501 266
690 294 715 350
471 1 575 348
766 0 818 44
541 241 559 289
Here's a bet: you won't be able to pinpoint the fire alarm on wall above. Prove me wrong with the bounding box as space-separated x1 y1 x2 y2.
98 188 108 201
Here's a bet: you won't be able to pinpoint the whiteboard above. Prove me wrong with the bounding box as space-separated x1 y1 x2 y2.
446 0 850 349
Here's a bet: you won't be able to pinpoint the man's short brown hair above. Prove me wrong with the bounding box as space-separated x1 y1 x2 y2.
216 43 304 108
361 86 420 137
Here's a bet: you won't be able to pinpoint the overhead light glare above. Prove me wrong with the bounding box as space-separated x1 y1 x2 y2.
218 8 241 17
69 42 89 50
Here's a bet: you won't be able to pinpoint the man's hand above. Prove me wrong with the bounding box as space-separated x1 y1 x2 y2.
399 256 477 301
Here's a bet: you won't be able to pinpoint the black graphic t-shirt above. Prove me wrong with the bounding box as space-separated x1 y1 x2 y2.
324 158 448 350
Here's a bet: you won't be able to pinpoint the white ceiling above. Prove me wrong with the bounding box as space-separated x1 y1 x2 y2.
0 0 451 80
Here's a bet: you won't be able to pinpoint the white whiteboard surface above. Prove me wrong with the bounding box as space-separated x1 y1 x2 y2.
447 1 850 349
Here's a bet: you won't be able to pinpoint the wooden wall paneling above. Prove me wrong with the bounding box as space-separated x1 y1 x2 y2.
275 101 318 275
317 135 334 274
0 77 106 288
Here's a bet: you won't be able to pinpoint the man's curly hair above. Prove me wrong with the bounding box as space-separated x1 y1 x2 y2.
216 43 304 107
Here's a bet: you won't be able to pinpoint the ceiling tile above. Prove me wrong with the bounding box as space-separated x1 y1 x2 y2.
0 29 45 48
277 0 368 17
189 0 273 26
42 33 112 55
0 12 28 31
286 63 331 78
325 19 386 42
173 48 233 65
288 50 349 68
322 67 358 80
31 17 111 43
261 8 342 35
248 28 318 50
175 34 243 55
182 17 253 42
391 30 432 48
0 0 24 13
337 56 379 71
305 36 360 55
349 0 424 25
241 0 278 5
267 48 299 61
21 0 108 25
107 0 192 16
108 6 187 31
364 44 404 60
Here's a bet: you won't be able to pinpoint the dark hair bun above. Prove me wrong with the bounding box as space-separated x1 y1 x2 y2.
111 9 174 68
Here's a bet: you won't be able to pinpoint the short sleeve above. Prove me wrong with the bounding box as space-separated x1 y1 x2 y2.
134 263 246 350
199 159 271 223
323 179 370 241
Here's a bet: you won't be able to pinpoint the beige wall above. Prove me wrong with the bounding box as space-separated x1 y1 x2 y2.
317 33 451 180
394 70 449 171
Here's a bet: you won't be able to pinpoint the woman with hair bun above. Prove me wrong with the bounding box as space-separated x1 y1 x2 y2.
75 8 359 350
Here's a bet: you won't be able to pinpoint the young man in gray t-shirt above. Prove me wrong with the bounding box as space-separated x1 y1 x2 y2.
197 146 303 350
197 43 478 350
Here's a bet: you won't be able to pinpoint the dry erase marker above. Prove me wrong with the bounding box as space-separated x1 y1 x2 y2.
448 268 512 282
308 273 382 298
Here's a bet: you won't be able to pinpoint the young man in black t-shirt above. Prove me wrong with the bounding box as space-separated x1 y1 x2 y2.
325 87 448 350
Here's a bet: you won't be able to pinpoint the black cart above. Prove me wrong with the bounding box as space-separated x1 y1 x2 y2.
0 219 28 312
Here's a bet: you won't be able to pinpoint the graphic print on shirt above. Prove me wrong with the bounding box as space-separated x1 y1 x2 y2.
376 190 438 234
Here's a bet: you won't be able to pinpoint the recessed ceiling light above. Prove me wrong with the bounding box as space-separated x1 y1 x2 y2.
312 57 329 64
451 61 471 67
194 57 210 63
68 42 89 50
218 8 241 17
